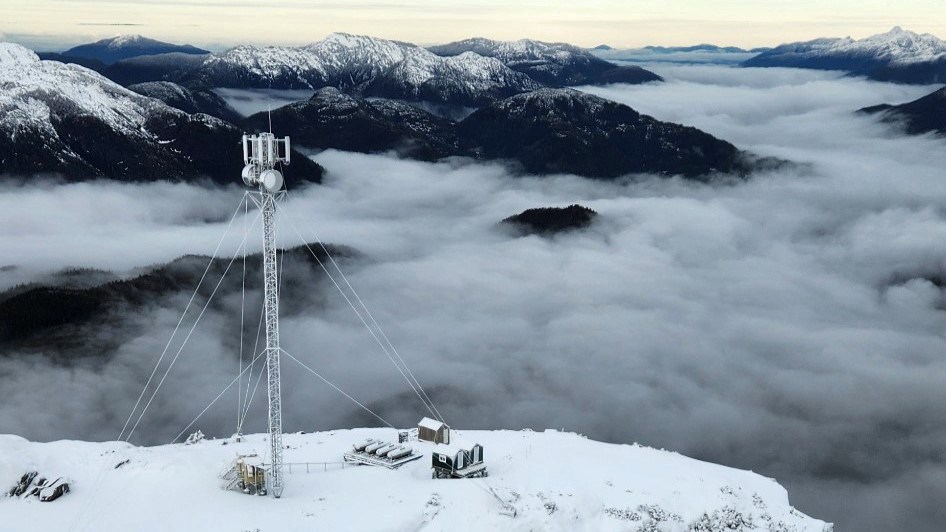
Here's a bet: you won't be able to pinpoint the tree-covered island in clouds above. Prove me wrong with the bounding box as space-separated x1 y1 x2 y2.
501 205 598 236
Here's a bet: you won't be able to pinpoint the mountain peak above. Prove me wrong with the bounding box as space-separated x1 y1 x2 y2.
746 26 946 79
62 35 208 65
313 32 415 51
0 42 40 66
107 34 149 47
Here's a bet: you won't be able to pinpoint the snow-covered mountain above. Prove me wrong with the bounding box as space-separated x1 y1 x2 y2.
61 34 209 65
0 429 831 531
0 43 321 183
119 33 541 107
428 37 663 86
744 27 946 83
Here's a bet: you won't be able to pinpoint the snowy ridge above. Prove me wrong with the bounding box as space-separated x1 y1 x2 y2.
0 43 174 138
428 37 662 86
0 42 280 182
430 37 593 64
843 26 946 63
0 42 40 66
202 44 330 84
306 32 412 77
189 33 539 104
754 27 946 65
0 429 831 531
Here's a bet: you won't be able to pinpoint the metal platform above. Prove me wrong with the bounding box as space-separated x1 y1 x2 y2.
343 450 423 469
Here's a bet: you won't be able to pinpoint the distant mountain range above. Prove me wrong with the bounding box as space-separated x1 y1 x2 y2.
743 27 946 83
34 33 661 109
643 44 765 54
591 44 765 65
0 40 762 182
427 38 662 86
859 85 946 135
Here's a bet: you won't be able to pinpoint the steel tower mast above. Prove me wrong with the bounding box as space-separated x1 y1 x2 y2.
241 132 291 498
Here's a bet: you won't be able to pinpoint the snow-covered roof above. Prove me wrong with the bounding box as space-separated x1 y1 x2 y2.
433 438 478 456
236 454 263 466
418 417 446 431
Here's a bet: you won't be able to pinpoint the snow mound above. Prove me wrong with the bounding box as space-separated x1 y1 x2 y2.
0 429 831 531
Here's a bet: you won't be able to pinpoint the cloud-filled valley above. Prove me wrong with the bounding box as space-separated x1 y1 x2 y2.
1 64 945 531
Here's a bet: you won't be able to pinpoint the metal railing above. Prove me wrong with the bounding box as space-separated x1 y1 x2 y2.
262 461 353 474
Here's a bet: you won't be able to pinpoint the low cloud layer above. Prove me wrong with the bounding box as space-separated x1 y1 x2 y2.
1 65 945 531
213 88 316 117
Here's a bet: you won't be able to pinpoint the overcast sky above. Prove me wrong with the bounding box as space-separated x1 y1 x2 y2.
3 0 946 51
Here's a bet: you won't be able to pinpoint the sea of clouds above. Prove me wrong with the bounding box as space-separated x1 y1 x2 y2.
1 64 944 531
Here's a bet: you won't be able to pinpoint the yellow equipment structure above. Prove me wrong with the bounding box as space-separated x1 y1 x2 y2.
221 454 267 496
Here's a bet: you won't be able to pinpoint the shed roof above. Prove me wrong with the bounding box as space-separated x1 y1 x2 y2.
418 417 446 431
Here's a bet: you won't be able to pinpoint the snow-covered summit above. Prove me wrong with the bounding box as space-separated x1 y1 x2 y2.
104 34 150 49
0 42 163 136
766 27 946 64
744 27 946 83
0 429 831 531
308 32 415 71
844 26 946 63
0 42 40 66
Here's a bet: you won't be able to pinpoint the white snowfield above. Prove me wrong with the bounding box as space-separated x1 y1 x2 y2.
0 429 830 532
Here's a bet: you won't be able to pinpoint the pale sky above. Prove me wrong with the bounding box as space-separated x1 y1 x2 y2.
3 0 945 51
